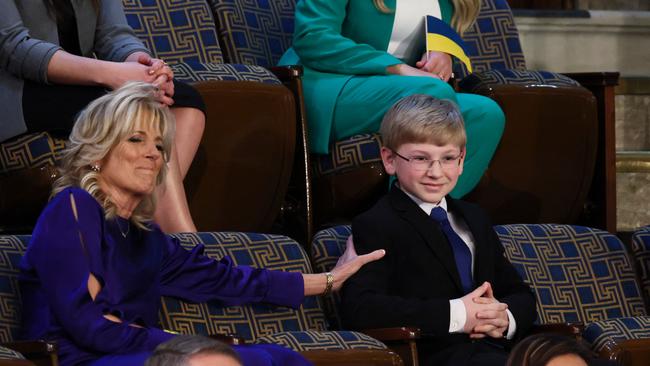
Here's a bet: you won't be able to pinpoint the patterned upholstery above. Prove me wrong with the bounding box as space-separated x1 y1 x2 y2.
495 224 647 324
122 0 225 64
255 330 386 351
0 346 25 360
171 61 280 84
456 0 526 79
310 225 352 330
459 69 580 93
0 132 66 174
631 226 650 312
0 235 30 343
313 134 383 177
583 316 650 355
208 0 296 66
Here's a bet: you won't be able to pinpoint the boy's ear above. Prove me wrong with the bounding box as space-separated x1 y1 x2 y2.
380 147 397 176
458 148 466 176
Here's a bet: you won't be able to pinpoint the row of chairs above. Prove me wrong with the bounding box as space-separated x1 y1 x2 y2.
0 224 649 365
0 0 618 243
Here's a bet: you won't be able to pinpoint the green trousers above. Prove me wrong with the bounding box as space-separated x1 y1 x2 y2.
332 75 505 198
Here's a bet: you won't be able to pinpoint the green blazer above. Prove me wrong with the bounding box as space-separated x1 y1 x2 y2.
279 0 453 153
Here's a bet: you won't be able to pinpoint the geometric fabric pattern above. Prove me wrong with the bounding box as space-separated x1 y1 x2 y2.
458 69 580 94
582 316 650 355
631 226 650 312
456 0 526 79
255 330 386 352
0 345 25 360
0 132 67 173
310 225 353 331
122 0 225 64
313 134 383 177
160 232 327 342
171 61 281 84
495 224 647 324
208 0 296 66
0 235 30 343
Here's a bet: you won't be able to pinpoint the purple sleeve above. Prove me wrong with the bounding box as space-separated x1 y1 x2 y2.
159 237 305 309
25 188 175 353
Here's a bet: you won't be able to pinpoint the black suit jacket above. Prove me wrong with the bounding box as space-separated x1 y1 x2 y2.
341 186 536 360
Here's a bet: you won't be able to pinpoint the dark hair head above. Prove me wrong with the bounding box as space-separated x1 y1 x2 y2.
145 335 242 366
506 334 594 366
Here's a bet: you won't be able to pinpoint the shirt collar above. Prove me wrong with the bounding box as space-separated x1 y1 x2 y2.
398 184 447 215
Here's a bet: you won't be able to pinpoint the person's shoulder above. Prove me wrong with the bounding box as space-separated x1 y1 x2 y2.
354 193 394 225
40 187 102 222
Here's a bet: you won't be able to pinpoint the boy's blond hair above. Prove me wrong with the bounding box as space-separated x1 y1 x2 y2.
380 94 466 151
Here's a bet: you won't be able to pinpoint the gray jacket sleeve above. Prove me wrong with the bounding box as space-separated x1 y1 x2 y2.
0 1 61 83
94 0 150 61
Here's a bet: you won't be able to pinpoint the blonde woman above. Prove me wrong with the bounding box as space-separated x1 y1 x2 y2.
280 0 503 198
20 82 384 366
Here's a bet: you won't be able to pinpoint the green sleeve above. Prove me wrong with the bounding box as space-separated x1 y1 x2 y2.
292 0 402 75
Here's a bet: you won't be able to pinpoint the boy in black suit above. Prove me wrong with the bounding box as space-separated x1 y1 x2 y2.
341 95 537 366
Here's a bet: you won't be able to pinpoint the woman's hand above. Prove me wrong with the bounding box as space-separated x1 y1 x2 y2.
302 235 385 296
386 63 442 79
415 51 453 81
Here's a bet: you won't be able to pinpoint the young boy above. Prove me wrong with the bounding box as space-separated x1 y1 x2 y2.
340 95 537 366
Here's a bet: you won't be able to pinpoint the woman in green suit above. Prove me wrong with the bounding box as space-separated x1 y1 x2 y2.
280 0 504 197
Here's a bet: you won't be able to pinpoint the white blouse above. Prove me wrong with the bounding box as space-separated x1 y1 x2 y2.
387 0 442 65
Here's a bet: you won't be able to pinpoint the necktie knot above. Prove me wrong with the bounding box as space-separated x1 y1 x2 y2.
430 206 449 223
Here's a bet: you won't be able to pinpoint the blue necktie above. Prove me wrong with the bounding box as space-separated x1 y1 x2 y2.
430 207 473 294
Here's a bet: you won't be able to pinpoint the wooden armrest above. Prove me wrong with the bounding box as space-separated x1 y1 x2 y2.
208 334 246 346
362 327 422 342
0 360 36 366
561 72 620 88
1 341 56 357
269 65 303 82
530 322 585 338
300 349 404 366
600 338 650 365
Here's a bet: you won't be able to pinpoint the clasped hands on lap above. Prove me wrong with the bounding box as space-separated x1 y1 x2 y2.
386 51 453 81
461 281 510 339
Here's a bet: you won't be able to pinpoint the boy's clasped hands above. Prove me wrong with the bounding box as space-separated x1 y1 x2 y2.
461 281 510 339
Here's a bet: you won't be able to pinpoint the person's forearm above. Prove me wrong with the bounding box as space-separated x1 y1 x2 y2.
46 50 115 87
302 273 329 296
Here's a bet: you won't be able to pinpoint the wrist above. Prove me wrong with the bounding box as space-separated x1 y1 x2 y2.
386 63 404 75
322 272 334 296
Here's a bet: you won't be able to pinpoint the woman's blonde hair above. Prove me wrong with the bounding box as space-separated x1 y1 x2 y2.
52 82 175 229
373 0 481 34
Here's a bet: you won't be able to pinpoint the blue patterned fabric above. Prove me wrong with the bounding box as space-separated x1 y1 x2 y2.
255 330 386 351
458 69 580 93
631 226 650 312
0 235 30 343
313 134 383 177
208 0 296 66
0 345 25 360
495 224 646 324
310 225 351 330
456 0 526 79
583 316 650 355
0 132 66 173
122 0 225 64
171 61 280 84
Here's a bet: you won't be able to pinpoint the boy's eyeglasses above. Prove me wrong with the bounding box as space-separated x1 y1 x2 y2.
393 150 463 171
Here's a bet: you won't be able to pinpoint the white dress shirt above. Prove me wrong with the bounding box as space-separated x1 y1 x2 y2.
400 188 517 339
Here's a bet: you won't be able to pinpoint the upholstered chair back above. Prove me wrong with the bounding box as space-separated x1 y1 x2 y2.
631 226 650 312
0 235 29 342
495 224 646 323
122 0 225 64
207 0 296 66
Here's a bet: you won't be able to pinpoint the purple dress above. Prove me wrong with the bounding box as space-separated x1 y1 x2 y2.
19 187 312 366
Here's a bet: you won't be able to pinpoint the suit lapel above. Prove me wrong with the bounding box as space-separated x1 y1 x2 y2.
389 187 464 292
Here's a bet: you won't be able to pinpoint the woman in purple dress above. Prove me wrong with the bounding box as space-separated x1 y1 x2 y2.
19 82 385 366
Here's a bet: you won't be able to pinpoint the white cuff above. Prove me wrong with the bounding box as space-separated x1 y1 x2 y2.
448 298 466 333
505 309 517 339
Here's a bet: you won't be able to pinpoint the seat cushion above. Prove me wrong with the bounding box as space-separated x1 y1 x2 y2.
631 226 650 312
495 224 647 324
208 0 296 66
172 61 281 84
255 330 386 352
0 345 25 360
313 134 383 177
583 316 650 354
0 235 30 342
123 0 225 64
458 69 580 93
159 232 328 341
0 132 66 173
